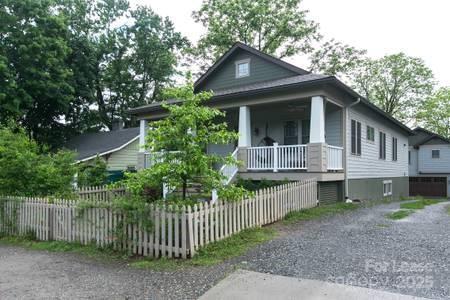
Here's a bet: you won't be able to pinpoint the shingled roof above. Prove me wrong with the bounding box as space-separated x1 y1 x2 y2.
65 127 139 162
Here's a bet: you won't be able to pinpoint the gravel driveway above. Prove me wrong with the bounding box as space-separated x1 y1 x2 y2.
1 200 449 299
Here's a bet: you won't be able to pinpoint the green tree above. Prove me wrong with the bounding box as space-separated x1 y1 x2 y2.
351 53 435 123
308 39 367 77
77 156 108 187
0 127 77 197
192 0 367 76
123 80 242 200
60 0 189 131
0 0 74 147
416 87 450 138
192 0 319 65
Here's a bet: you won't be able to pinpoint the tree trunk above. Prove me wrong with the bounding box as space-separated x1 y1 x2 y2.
182 179 187 200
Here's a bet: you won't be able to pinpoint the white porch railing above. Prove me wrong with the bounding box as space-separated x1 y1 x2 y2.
219 148 239 184
327 145 343 170
247 143 307 171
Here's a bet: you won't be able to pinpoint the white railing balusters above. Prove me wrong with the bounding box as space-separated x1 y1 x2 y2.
327 145 343 170
247 144 307 171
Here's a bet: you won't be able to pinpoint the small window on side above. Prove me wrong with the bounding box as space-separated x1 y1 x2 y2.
366 126 375 142
235 59 250 78
383 180 392 196
432 149 440 159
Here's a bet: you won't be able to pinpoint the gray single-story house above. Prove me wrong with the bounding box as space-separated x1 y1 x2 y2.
409 127 450 198
129 42 413 203
66 125 140 181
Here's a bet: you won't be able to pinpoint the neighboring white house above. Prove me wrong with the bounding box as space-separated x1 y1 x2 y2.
65 124 140 182
409 127 450 198
129 42 413 203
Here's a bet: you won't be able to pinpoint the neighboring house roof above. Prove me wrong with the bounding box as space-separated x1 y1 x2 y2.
410 127 450 147
65 127 140 162
128 42 414 136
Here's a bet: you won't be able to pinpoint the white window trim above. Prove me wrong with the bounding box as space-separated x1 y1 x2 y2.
383 180 393 196
235 58 250 78
431 149 440 159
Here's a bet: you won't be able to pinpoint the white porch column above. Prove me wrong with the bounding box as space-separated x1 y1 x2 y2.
309 96 326 143
139 119 148 152
238 106 252 147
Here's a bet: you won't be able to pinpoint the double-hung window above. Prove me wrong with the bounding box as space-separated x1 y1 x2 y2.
392 137 398 161
366 126 375 142
379 131 386 160
351 119 361 156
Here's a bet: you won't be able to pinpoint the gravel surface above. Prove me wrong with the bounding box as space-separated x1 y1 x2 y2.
1 200 449 299
240 200 450 299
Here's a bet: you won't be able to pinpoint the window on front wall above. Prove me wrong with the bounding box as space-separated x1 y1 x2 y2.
408 151 411 165
379 131 386 159
235 59 250 78
351 119 361 155
367 125 375 142
432 149 440 159
383 180 392 196
392 137 398 161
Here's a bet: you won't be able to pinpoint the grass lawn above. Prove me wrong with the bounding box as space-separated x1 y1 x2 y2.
400 199 440 210
385 210 414 220
0 227 276 271
283 202 358 224
386 198 441 221
131 227 276 270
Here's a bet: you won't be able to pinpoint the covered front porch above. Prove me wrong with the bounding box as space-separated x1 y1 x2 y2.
213 95 345 177
138 95 345 181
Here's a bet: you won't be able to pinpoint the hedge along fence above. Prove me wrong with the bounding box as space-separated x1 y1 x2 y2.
0 179 317 259
76 185 126 201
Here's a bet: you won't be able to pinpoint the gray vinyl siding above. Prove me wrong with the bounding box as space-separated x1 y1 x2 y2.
199 49 297 92
408 147 419 176
325 110 342 147
348 177 409 201
106 139 139 171
418 144 450 173
346 105 409 179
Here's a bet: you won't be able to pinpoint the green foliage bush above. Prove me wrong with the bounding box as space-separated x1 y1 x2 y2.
235 177 289 192
77 156 108 187
0 127 77 197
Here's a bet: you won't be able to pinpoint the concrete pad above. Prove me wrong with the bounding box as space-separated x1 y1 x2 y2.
199 270 429 300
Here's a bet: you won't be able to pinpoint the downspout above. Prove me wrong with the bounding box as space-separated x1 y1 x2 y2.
344 97 361 201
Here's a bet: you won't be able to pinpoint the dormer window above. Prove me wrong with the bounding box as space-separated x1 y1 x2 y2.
235 59 250 78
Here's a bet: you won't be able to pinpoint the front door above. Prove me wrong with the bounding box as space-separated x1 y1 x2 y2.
284 121 298 145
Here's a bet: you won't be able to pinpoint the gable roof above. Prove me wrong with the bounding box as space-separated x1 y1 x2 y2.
194 42 309 91
410 127 450 146
65 127 140 162
129 42 413 136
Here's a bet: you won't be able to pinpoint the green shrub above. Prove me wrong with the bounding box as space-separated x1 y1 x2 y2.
0 127 77 197
77 156 108 187
235 177 289 191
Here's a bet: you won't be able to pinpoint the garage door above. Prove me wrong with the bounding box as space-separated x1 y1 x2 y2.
409 177 447 197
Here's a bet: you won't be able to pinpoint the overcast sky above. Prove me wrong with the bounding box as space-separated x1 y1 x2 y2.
131 0 450 86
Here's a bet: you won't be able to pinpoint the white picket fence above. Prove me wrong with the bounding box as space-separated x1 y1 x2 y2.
0 179 317 259
77 185 126 201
